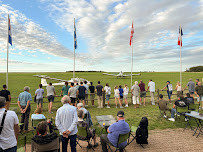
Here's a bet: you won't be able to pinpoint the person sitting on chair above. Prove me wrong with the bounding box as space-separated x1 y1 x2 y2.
100 111 130 152
77 110 98 148
32 121 58 151
185 93 194 105
168 95 187 122
157 94 170 118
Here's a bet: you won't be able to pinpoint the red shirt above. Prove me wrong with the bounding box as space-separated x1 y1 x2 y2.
138 83 145 92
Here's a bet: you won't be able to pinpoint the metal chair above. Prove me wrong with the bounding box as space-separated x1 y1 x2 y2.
175 106 189 120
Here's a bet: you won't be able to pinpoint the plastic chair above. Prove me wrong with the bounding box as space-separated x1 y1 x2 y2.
107 132 130 152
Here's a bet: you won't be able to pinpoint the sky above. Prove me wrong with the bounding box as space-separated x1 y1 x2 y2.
0 0 202 72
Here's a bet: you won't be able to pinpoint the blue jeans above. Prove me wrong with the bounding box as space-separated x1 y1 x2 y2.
106 95 110 101
167 91 172 99
171 108 176 118
60 134 77 152
2 146 17 152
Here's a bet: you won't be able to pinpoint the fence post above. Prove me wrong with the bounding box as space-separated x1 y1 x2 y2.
103 91 105 107
157 89 160 101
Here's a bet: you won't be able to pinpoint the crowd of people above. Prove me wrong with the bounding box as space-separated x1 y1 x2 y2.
0 77 203 151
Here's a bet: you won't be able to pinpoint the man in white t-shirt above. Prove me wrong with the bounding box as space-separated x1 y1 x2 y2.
146 79 156 105
0 96 19 151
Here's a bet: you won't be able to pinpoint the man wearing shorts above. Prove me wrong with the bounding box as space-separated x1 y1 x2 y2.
68 82 78 106
0 85 11 110
78 82 86 107
35 84 44 109
195 82 203 110
138 80 146 106
89 82 95 106
184 78 195 97
46 83 56 114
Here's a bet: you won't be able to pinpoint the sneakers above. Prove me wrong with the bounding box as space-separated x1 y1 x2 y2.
125 105 128 107
152 103 155 105
164 115 167 118
168 118 175 122
85 105 88 107
97 106 101 108
120 106 124 108
106 106 110 108
185 118 189 122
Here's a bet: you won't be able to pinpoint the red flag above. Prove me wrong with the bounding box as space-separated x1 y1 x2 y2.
130 22 134 46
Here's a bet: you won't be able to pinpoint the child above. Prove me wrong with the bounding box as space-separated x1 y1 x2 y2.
114 86 120 108
123 84 129 107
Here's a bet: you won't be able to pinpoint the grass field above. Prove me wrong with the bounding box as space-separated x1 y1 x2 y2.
0 72 202 147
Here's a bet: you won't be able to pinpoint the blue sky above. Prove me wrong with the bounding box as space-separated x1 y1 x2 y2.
0 0 202 72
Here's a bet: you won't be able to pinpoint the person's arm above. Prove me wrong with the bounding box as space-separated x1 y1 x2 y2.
107 128 110 133
67 108 78 133
175 85 178 90
8 95 11 101
17 96 23 113
14 124 19 141
23 100 30 113
68 91 70 96
173 104 176 109
162 86 167 91
131 89 133 95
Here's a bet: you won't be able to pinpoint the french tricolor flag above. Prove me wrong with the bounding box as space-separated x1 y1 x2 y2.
8 15 12 46
178 26 183 47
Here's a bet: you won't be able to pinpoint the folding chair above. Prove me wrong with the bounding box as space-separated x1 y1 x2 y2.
188 104 199 112
158 105 168 120
32 119 46 135
76 125 95 151
128 126 137 144
175 106 189 120
107 132 130 152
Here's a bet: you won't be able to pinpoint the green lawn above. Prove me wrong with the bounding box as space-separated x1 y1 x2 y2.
0 72 202 147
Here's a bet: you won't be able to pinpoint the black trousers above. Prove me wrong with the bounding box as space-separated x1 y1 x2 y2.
20 105 30 131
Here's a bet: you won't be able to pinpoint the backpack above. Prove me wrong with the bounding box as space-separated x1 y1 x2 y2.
136 117 148 144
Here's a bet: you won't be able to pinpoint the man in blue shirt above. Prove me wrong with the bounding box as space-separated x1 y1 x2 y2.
100 111 130 152
17 86 32 133
56 95 78 152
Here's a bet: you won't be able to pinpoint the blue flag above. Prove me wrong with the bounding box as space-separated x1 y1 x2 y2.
74 20 77 49
8 15 12 46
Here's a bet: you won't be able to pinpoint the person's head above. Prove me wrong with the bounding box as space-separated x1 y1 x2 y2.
149 79 152 82
76 83 79 85
49 82 52 86
196 79 199 83
84 81 87 84
39 84 42 88
3 85 7 89
119 85 122 88
61 95 71 104
77 103 84 110
34 107 43 114
71 82 74 87
124 84 127 88
90 82 93 86
65 81 68 85
77 109 84 119
114 86 118 89
98 81 100 84
0 96 6 108
166 81 170 84
80 82 83 85
189 78 192 81
106 83 109 87
159 94 163 99
134 81 138 85
198 82 202 86
179 95 185 100
186 93 190 98
37 121 48 136
177 81 180 86
117 111 125 120
140 80 143 83
24 86 30 92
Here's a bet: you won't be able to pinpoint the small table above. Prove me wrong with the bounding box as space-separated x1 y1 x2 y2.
96 115 116 134
185 111 203 137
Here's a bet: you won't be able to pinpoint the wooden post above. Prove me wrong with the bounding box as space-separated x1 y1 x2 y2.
157 89 160 101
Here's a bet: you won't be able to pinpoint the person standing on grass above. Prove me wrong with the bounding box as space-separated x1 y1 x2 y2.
17 86 32 133
46 83 56 114
118 85 124 108
195 82 203 110
0 96 19 152
131 81 140 108
114 86 121 108
183 78 195 97
68 82 78 107
35 84 44 109
162 81 173 103
95 81 103 108
78 82 86 107
55 96 78 152
146 79 156 105
89 82 95 106
104 83 111 108
195 79 199 86
175 81 182 97
84 81 89 107
138 80 146 106
123 84 129 107
0 85 11 110
60 82 70 96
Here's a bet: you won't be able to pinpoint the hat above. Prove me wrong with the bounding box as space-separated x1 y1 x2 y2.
117 111 124 117
166 81 170 83
77 103 83 107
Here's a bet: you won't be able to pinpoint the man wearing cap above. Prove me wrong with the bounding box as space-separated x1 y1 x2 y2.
183 78 195 97
100 111 130 152
162 81 173 103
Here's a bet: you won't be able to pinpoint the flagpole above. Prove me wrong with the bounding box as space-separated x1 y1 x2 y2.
131 38 133 89
179 25 182 87
73 18 75 79
6 14 9 89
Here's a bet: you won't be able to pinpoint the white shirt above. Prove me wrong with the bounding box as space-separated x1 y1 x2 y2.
176 85 182 91
104 86 111 95
0 108 19 150
148 81 155 92
55 104 78 136
123 87 129 95
114 89 119 95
